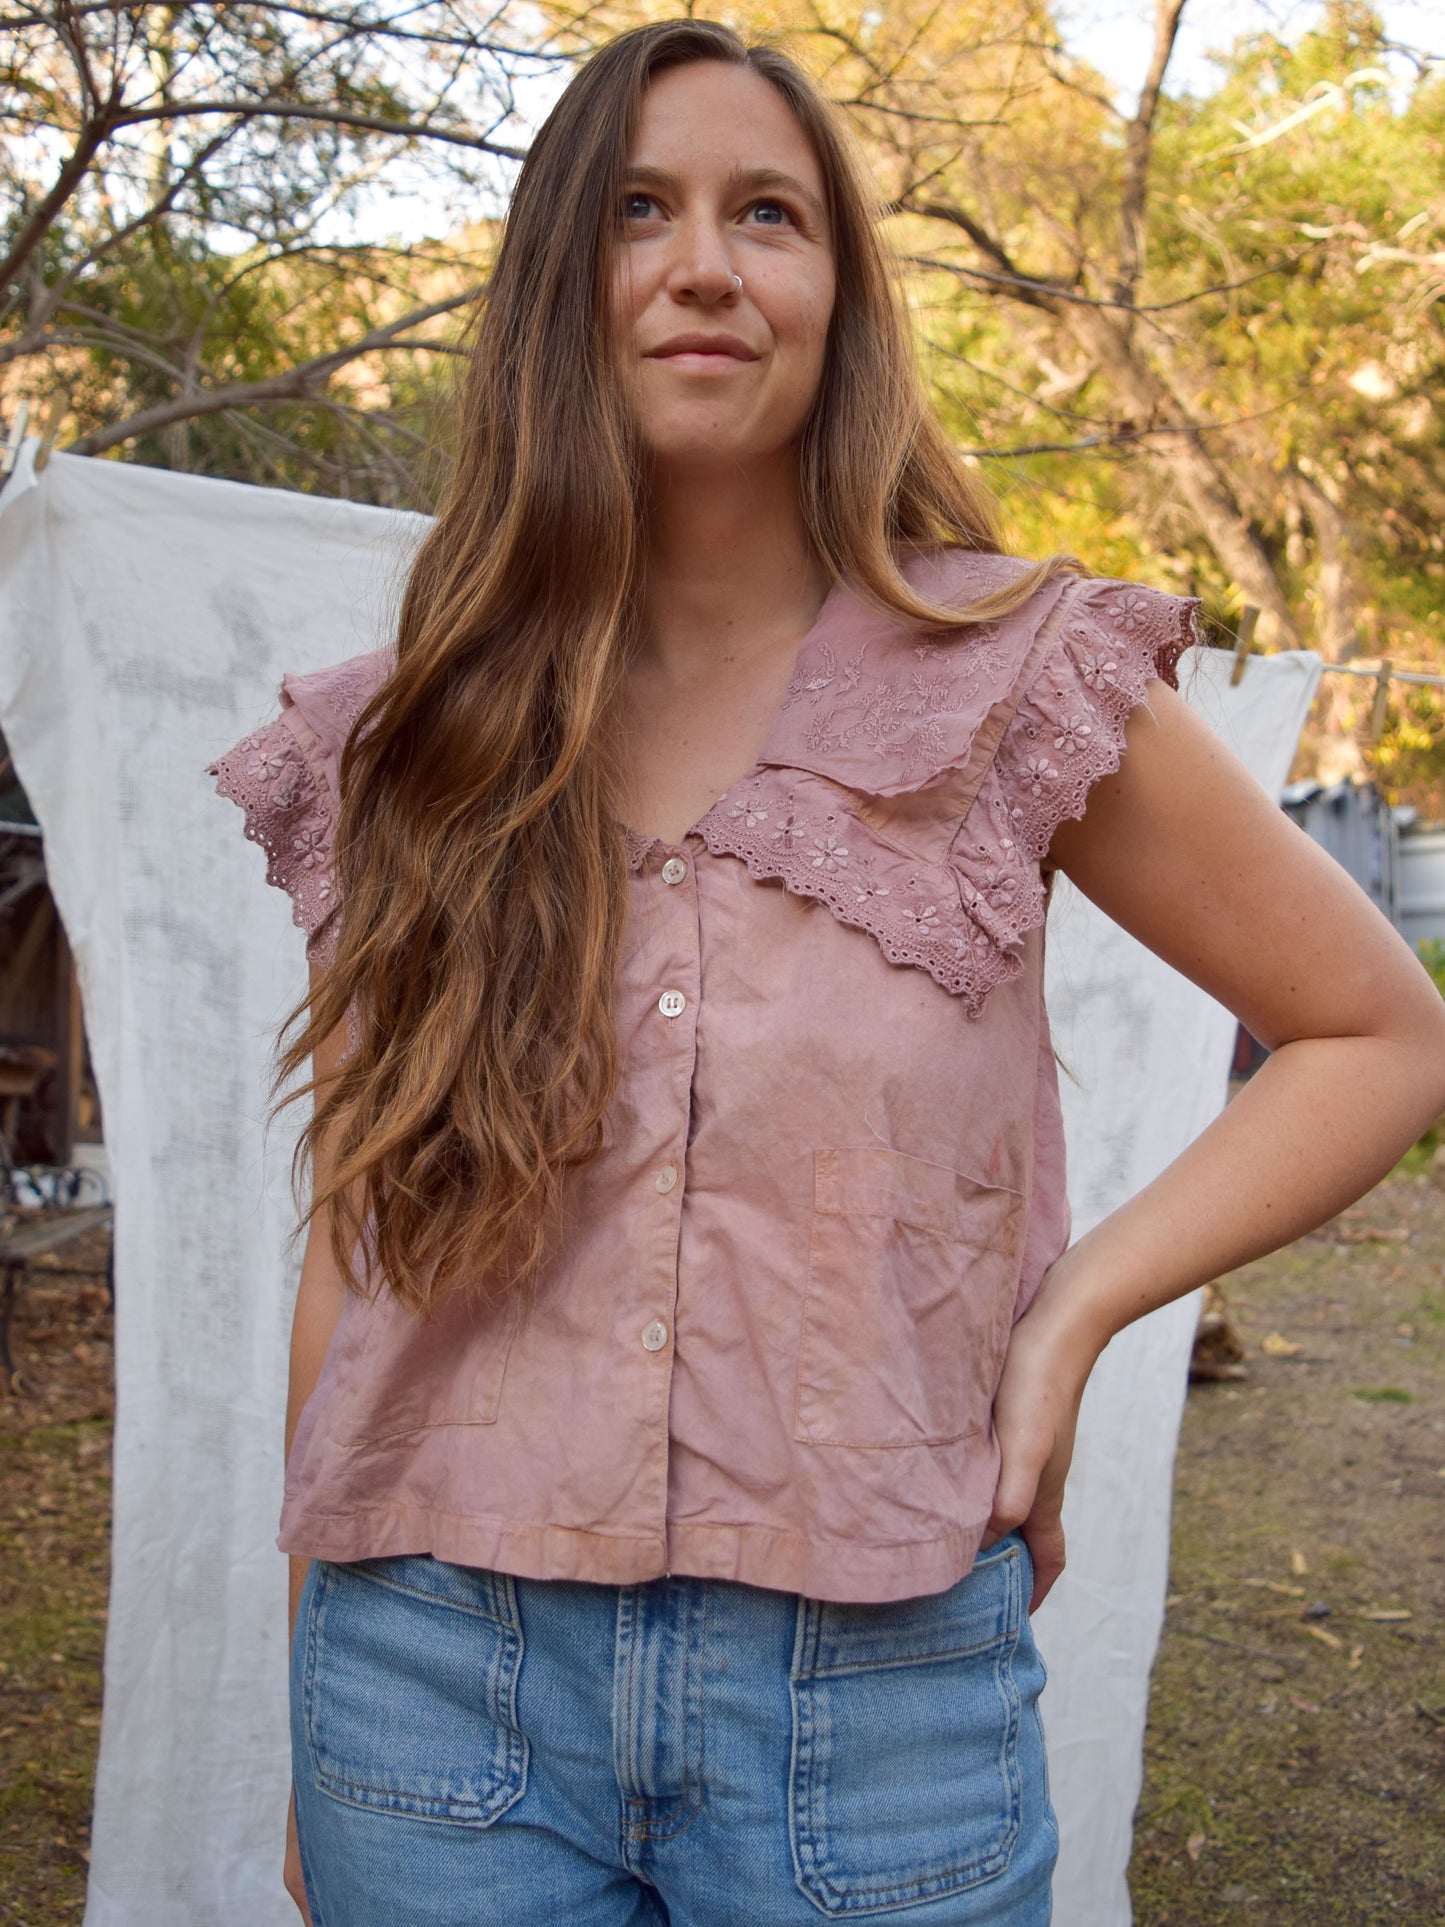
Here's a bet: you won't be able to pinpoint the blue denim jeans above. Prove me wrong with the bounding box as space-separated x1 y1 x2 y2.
289 1531 1056 1924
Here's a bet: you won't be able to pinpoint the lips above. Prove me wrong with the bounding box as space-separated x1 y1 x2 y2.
647 334 759 360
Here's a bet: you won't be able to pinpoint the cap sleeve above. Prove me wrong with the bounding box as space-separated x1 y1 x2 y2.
917 574 1199 1004
988 574 1199 866
206 703 340 968
206 648 392 970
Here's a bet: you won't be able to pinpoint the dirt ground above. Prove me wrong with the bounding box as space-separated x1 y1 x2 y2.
1130 1171 1445 1924
0 1187 1442 1926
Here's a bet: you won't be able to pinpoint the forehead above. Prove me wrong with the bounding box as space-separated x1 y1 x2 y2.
627 61 824 191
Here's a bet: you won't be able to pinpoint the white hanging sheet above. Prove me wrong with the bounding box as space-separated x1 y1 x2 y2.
1036 644 1321 1924
0 444 1319 1926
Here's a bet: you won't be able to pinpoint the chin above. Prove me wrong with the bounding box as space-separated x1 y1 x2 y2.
642 423 794 472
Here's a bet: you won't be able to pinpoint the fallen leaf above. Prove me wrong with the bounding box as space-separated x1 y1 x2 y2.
1358 1609 1412 1622
1304 1624 1344 1650
1348 1645 1365 1671
1334 1225 1410 1244
1186 1832 1207 1863
1291 1548 1309 1577
1290 1694 1321 1714
1261 1332 1303 1356
1243 1577 1306 1597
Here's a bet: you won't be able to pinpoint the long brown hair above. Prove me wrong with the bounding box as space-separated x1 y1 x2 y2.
274 18 1071 1314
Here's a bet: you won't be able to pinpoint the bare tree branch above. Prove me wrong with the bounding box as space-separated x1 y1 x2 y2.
107 95 527 159
1115 0 1188 308
62 284 483 455
0 108 115 294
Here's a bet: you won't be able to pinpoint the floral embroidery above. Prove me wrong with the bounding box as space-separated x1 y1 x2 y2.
1113 589 1153 634
1077 650 1119 691
292 826 330 870
246 744 292 785
1024 755 1055 795
770 805 805 850
1051 714 1093 756
729 795 769 827
978 867 1020 910
688 573 1198 1011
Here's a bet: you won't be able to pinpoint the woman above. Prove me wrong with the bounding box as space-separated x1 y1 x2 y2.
209 20 1445 1927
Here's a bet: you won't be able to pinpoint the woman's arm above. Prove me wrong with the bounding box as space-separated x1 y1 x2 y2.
988 680 1445 1607
285 963 353 1648
284 964 353 1925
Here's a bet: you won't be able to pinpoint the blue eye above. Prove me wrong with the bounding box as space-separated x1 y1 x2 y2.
749 200 790 226
622 192 657 220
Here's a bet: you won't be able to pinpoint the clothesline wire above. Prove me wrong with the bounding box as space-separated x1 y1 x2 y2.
1223 603 1445 696
1312 660 1445 691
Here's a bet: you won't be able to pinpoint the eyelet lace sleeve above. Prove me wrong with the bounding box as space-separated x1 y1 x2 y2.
205 649 390 973
205 707 340 969
947 576 1200 989
987 575 1198 863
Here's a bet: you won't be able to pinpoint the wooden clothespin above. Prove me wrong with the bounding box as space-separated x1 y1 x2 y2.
0 400 29 477
1229 605 1260 686
1369 658 1393 742
33 392 69 471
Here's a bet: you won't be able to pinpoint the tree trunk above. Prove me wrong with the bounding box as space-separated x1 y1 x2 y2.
1064 305 1300 644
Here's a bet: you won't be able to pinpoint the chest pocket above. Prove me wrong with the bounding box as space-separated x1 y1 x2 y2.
793 1146 1026 1450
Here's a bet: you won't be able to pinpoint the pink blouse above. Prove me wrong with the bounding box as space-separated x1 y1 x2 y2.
207 546 1196 1603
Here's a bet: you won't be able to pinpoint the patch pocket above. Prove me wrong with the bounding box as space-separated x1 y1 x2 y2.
789 1538 1026 1917
301 1555 528 1825
794 1146 1026 1448
329 1284 523 1446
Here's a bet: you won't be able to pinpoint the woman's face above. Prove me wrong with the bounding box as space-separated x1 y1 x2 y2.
609 61 837 476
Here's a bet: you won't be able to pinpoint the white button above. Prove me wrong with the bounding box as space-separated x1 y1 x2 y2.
658 989 687 1018
655 1163 678 1194
641 1319 669 1351
661 856 688 885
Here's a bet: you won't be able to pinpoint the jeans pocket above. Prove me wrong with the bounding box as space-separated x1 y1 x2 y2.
788 1537 1028 1916
300 1554 528 1825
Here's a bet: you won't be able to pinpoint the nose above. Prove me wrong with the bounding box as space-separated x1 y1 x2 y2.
664 214 742 306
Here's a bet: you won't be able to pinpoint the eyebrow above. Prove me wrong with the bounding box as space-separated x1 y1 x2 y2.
621 162 829 233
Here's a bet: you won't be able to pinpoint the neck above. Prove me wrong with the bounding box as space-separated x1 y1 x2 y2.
638 455 831 686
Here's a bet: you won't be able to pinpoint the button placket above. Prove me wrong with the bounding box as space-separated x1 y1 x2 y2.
627 844 699 1495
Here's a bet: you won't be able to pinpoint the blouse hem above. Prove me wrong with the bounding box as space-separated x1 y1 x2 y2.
277 1505 989 1604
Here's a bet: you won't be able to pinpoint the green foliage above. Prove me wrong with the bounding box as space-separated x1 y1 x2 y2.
914 10 1444 645
1414 938 1445 998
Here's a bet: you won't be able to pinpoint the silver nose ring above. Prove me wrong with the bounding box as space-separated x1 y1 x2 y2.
731 272 743 294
